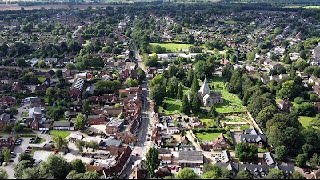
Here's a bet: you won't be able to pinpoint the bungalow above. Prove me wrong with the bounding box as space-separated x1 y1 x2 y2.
52 121 74 131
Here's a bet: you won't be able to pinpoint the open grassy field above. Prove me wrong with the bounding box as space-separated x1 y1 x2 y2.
210 77 247 113
50 130 71 139
150 43 192 52
195 132 220 142
38 76 46 83
299 116 315 128
162 98 182 115
200 118 216 127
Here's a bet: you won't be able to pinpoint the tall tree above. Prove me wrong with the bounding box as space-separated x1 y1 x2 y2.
53 136 68 150
235 143 258 162
275 145 287 161
191 75 199 93
41 155 71 179
296 153 308 167
75 113 87 130
146 147 160 177
177 83 183 100
236 170 252 179
180 94 190 114
190 93 201 114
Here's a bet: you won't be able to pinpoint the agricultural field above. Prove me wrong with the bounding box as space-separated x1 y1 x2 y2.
150 43 192 52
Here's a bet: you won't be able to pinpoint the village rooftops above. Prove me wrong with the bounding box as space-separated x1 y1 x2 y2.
107 118 124 127
177 150 203 164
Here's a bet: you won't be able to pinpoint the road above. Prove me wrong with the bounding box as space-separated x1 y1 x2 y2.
119 46 155 178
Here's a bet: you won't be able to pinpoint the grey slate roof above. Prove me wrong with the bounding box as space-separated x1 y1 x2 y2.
52 121 71 127
240 134 267 143
178 150 203 164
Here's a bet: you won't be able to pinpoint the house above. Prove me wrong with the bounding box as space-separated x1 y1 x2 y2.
216 162 294 179
211 150 231 163
52 121 74 130
102 146 132 178
0 137 14 150
105 118 124 134
263 152 275 165
114 131 137 145
0 96 16 107
87 114 107 125
23 97 42 108
198 78 223 107
277 99 292 112
0 113 11 131
129 160 148 179
99 138 122 150
239 133 267 147
211 134 231 150
177 150 203 168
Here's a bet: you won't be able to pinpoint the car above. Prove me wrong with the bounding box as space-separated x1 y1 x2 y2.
49 141 53 143
30 138 35 141
27 146 32 149
25 150 31 153
41 130 44 134
15 142 21 145
11 155 16 158
9 159 14 162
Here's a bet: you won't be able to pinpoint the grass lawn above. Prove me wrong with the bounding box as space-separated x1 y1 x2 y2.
21 111 29 118
38 76 46 83
150 43 192 52
258 147 269 153
162 98 182 115
50 130 71 139
195 132 220 142
200 118 216 127
210 77 247 114
299 116 315 128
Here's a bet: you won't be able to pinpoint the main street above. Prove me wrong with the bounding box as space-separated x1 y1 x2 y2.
119 47 155 178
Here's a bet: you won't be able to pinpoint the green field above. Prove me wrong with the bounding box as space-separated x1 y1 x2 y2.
150 43 192 52
195 132 221 142
200 118 216 127
162 98 182 115
210 78 247 113
284 5 320 9
50 130 71 139
299 116 315 128
38 76 46 83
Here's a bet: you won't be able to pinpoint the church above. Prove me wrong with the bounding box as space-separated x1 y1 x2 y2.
198 78 223 107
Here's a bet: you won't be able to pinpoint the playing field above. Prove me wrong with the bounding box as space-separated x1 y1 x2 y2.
150 43 192 52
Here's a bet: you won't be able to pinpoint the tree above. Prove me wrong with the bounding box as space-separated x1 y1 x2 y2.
235 142 258 162
71 159 86 173
191 75 199 93
75 140 85 153
256 105 277 129
2 148 10 163
41 155 71 179
21 166 50 179
146 147 160 177
38 60 46 68
194 60 209 80
18 153 34 163
190 93 201 114
66 170 100 179
53 136 68 150
180 94 190 114
202 165 229 179
75 113 87 130
296 153 308 167
82 101 91 115
56 70 63 79
309 153 320 169
87 141 99 152
14 160 34 178
150 84 165 106
176 168 199 179
0 169 8 179
126 78 139 87
291 171 305 179
137 68 146 83
236 170 252 179
266 168 284 179
275 145 287 161
177 83 183 100
208 105 218 118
